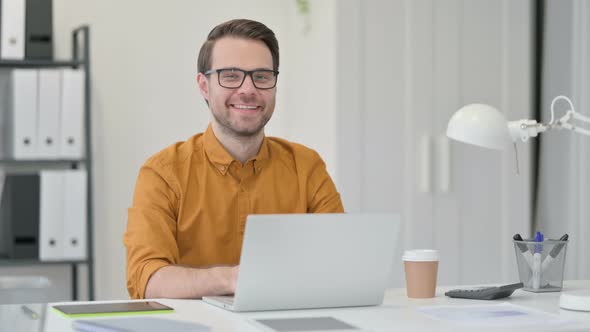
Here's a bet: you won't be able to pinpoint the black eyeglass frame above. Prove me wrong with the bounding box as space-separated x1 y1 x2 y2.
204 68 279 90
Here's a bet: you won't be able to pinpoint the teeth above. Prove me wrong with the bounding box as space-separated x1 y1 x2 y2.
233 105 257 110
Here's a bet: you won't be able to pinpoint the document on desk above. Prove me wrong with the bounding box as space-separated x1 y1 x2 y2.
72 317 209 332
252 317 361 332
417 303 577 328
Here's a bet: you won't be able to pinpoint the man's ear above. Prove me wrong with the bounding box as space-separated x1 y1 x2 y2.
196 72 209 103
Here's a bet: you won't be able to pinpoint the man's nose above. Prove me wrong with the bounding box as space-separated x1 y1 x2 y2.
237 74 257 93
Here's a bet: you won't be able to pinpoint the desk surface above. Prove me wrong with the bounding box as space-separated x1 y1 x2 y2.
5 280 590 332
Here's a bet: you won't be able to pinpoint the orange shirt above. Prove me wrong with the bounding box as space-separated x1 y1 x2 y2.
124 125 344 299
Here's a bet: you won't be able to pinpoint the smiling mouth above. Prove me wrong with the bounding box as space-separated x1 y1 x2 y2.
231 104 260 112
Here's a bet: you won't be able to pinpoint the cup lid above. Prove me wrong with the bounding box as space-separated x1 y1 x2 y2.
402 249 439 262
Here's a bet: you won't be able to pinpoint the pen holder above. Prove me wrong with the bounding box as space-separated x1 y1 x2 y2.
513 239 568 292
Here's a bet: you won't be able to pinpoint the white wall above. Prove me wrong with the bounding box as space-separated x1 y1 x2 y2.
538 0 590 280
335 0 533 287
53 0 339 299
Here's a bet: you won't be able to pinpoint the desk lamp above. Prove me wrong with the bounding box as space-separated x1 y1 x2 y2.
446 95 590 312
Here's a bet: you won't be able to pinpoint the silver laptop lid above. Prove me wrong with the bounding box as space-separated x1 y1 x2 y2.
232 213 400 311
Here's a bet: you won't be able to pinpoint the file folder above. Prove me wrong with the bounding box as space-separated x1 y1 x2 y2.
0 171 8 257
0 69 39 159
39 170 64 261
59 69 85 159
37 69 61 158
0 73 7 158
25 0 53 59
1 0 26 59
62 170 87 260
0 174 40 259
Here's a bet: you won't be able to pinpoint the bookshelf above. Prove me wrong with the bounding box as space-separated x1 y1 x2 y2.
0 26 94 301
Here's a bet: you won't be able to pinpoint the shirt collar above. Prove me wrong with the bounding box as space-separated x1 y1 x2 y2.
254 136 270 164
203 124 270 175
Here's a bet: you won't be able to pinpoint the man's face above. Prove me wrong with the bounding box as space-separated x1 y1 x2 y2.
197 37 276 137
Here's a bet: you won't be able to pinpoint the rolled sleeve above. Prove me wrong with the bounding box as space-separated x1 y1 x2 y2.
306 151 344 213
124 164 180 299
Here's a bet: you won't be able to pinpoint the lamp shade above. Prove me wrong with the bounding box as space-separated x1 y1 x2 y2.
446 103 512 150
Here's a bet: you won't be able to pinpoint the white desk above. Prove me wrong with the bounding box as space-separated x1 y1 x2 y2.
6 280 590 332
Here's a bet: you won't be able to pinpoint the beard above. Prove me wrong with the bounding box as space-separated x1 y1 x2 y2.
211 106 272 138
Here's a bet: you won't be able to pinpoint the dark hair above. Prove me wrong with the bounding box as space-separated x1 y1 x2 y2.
197 19 279 73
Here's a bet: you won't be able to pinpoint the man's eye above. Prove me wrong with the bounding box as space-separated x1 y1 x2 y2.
254 74 271 81
221 73 240 80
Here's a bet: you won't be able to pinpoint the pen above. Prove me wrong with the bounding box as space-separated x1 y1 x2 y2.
532 231 544 290
513 234 533 268
541 234 569 271
21 305 40 320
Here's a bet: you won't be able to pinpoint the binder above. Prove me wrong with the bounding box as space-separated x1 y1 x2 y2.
0 0 26 59
25 0 53 59
62 170 87 260
0 69 39 159
0 71 8 158
39 170 64 261
0 174 40 259
0 171 9 257
37 69 61 158
59 69 85 159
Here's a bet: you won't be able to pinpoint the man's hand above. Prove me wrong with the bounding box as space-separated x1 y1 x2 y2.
145 264 239 299
229 265 239 293
212 265 240 295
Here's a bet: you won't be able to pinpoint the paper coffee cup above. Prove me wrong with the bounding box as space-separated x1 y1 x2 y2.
402 249 439 298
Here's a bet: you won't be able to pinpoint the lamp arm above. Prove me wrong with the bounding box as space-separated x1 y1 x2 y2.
556 110 590 137
569 127 590 136
549 95 576 124
509 95 590 141
508 119 547 142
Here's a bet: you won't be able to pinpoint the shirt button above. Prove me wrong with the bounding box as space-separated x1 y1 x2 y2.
219 166 225 171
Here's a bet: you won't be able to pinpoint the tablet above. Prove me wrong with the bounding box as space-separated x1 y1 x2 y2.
52 301 174 318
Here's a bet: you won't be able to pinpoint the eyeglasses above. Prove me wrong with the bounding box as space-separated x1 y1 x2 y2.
204 68 279 89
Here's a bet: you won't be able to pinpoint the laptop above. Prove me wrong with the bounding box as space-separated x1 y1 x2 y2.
203 213 400 312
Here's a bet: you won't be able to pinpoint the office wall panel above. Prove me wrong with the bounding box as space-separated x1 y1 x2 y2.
538 0 590 281
336 0 532 286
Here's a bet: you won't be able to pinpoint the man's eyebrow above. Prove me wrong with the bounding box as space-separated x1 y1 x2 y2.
218 67 274 71
236 67 274 71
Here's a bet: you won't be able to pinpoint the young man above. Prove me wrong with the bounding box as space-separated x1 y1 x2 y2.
124 19 344 300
